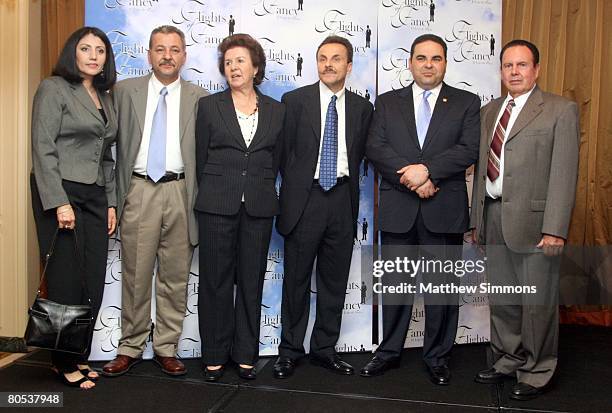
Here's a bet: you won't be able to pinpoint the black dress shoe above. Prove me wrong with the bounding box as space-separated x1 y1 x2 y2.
310 353 354 375
273 356 295 379
428 365 451 386
474 367 512 384
203 365 224 382
360 356 400 377
510 382 546 400
238 366 257 380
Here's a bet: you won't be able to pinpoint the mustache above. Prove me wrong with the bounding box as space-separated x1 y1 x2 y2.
159 59 175 66
323 69 336 74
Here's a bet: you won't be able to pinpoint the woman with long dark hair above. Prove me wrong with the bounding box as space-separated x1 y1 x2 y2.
30 26 117 389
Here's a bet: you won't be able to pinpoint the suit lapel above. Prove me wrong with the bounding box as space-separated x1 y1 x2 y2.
72 83 103 124
421 83 452 152
99 92 115 129
344 91 356 153
506 86 544 142
129 75 150 136
179 79 197 142
305 83 321 144
398 85 421 149
218 89 247 149
249 90 271 150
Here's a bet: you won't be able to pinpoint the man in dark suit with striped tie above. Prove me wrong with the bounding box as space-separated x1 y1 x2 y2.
273 36 373 379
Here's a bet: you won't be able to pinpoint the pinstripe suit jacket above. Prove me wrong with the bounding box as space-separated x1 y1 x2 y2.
194 89 285 217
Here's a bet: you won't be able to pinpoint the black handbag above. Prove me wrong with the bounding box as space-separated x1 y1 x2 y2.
24 228 94 355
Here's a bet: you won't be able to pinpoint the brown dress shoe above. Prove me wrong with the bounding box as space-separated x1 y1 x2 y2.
153 355 186 376
102 355 142 377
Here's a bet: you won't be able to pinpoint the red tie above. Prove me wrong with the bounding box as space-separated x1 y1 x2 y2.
487 99 515 181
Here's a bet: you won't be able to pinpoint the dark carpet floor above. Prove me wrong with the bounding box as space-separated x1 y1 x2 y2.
1 325 609 412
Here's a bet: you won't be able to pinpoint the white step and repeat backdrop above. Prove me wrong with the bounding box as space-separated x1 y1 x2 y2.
87 0 501 360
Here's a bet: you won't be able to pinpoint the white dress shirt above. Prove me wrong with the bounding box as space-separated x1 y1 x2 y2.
236 109 259 149
412 82 443 147
134 74 184 175
236 109 259 202
486 86 535 198
314 81 349 179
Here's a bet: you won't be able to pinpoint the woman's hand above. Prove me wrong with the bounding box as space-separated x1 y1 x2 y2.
108 207 117 235
56 204 75 229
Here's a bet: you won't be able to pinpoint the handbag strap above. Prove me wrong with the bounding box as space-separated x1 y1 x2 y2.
37 227 92 304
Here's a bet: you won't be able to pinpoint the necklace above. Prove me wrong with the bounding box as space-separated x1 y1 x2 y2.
237 96 259 147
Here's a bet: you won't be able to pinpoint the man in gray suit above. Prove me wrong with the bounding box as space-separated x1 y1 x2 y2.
471 40 579 400
102 25 208 377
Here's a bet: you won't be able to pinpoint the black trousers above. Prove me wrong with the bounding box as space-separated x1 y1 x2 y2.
30 175 108 372
197 205 273 365
279 181 353 359
376 209 462 368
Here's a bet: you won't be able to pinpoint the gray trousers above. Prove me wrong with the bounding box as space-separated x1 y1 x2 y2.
484 198 559 388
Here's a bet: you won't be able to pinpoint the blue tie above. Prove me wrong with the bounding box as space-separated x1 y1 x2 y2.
319 95 338 191
416 90 432 148
147 87 168 182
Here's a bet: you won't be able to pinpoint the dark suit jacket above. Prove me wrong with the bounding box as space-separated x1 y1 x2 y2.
194 89 285 217
277 82 374 236
366 82 480 234
31 76 117 211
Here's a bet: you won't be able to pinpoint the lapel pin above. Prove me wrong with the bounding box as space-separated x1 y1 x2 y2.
442 97 448 103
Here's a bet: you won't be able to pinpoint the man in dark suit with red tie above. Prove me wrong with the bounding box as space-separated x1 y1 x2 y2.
361 34 480 385
273 35 373 378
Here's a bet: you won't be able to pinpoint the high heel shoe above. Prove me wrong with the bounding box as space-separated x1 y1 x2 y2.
77 364 99 382
238 365 256 380
52 367 95 389
203 365 224 382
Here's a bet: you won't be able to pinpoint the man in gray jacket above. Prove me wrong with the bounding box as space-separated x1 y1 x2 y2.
102 25 207 377
471 39 579 400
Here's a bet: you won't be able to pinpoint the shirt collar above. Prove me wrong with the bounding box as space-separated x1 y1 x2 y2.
505 84 536 109
319 81 346 102
150 74 181 95
413 81 443 99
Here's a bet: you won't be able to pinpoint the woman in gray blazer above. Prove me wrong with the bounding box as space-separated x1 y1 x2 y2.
30 27 117 389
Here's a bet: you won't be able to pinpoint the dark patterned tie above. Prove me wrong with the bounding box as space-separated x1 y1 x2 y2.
487 99 515 181
319 95 338 191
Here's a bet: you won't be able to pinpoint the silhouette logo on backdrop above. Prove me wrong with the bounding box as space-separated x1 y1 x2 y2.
170 2 230 47
381 0 433 30
253 0 301 18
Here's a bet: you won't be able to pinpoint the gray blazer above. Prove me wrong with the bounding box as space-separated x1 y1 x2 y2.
113 74 208 246
470 86 579 252
31 76 118 211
